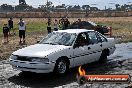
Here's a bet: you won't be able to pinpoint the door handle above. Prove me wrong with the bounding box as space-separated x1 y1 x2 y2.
100 44 103 47
88 47 91 50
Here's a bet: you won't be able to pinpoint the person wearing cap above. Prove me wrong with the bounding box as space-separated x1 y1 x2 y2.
18 18 26 44
3 24 9 43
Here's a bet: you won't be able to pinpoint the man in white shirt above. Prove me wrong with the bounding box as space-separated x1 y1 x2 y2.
54 19 58 31
18 18 26 44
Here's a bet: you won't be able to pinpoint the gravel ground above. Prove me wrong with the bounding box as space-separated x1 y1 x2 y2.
0 31 132 88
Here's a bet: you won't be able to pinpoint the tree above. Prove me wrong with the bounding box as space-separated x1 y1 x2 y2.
82 5 90 16
45 1 54 12
82 5 90 11
115 4 120 11
1 4 14 11
72 5 81 11
15 4 33 11
19 0 26 5
67 5 73 11
46 1 53 8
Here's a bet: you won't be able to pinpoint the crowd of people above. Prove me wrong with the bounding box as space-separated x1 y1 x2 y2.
3 17 107 45
47 18 70 34
2 17 72 45
2 17 108 45
2 18 26 44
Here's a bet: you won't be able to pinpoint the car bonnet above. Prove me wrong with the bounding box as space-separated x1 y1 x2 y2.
12 44 69 58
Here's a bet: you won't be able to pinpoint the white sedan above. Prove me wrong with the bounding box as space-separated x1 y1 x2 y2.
9 29 116 75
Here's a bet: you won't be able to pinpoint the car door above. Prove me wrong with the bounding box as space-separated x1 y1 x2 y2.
96 32 108 50
85 31 102 62
95 32 109 60
72 32 89 67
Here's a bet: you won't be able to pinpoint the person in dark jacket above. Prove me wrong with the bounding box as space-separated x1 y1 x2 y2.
8 17 14 35
3 24 9 43
47 18 52 34
64 18 70 29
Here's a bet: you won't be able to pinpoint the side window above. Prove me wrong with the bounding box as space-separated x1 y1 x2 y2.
75 33 88 46
96 33 107 42
87 32 98 44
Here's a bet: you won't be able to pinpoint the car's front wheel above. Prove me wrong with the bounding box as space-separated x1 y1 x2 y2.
54 59 69 75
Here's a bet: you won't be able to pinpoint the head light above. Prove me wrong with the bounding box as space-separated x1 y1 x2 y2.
31 57 49 63
10 55 17 60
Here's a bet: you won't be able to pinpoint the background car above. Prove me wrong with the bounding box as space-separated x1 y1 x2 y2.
68 21 109 35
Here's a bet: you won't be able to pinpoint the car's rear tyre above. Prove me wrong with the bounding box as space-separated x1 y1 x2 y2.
99 50 108 63
20 71 33 76
54 59 69 75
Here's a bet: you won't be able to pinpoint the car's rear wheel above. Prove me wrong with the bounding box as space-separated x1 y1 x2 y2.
54 59 69 75
99 50 109 63
20 71 33 76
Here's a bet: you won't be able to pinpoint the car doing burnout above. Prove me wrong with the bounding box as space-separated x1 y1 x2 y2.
9 29 116 75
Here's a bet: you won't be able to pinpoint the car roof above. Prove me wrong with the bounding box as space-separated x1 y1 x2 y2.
88 21 97 26
54 29 94 34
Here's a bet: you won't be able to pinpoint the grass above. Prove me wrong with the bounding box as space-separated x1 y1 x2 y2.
0 18 48 33
0 17 132 43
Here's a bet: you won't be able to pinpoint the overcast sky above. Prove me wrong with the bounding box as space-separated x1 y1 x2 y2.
0 0 131 9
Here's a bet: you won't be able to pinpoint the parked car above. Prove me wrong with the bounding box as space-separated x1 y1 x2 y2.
9 29 116 75
68 21 109 34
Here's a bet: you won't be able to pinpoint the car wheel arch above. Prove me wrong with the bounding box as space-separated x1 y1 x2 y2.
99 49 109 63
56 56 70 66
103 49 109 56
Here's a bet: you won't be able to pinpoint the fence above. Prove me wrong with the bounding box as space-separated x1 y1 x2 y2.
0 11 132 18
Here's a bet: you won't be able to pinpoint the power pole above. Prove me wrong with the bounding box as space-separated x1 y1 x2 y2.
46 0 50 18
47 0 48 10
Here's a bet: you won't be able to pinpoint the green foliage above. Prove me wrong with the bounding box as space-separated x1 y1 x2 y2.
0 21 47 33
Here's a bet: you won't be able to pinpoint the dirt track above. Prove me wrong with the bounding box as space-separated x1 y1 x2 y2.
0 24 132 87
0 42 132 88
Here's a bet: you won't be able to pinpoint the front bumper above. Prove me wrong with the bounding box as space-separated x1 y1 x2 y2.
9 59 56 73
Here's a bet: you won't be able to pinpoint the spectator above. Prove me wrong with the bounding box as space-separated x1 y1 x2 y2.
78 19 82 29
47 18 52 34
8 17 14 35
54 19 58 31
3 24 9 43
59 18 64 30
64 18 70 29
18 18 26 44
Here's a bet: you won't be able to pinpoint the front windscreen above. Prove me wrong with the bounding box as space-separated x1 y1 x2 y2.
39 32 76 46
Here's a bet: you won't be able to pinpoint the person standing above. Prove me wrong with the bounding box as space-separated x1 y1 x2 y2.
18 18 26 44
3 24 9 43
47 18 52 34
54 19 58 31
59 18 65 30
64 18 70 29
8 17 14 35
78 19 82 29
